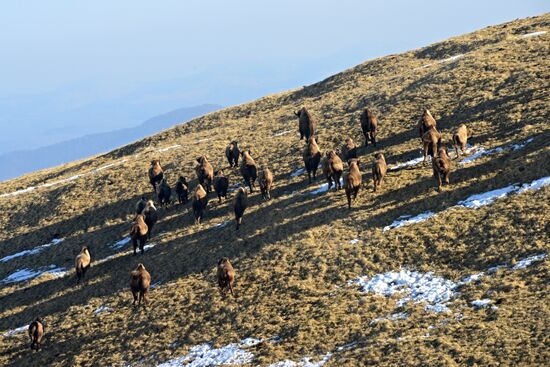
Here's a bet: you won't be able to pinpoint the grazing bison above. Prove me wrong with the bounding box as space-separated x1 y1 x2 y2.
432 147 452 191
418 109 437 138
322 150 344 191
157 178 171 206
75 246 91 283
225 141 240 167
28 318 44 351
422 126 442 162
259 167 274 200
192 184 208 225
175 176 189 204
142 200 158 239
371 153 387 192
130 263 151 307
360 109 378 147
453 124 470 159
344 159 362 209
213 170 229 203
240 150 258 193
135 196 147 215
341 137 358 161
130 214 148 255
148 160 163 192
303 137 321 184
233 187 248 230
195 156 214 193
295 107 317 141
217 257 235 297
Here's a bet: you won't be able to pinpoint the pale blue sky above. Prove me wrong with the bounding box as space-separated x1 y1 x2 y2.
0 1 548 153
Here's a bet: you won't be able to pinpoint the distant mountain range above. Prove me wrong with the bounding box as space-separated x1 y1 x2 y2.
0 104 221 181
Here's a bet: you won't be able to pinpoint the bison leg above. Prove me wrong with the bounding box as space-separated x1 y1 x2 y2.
371 132 377 147
132 290 138 305
307 171 312 184
132 238 138 255
335 173 342 191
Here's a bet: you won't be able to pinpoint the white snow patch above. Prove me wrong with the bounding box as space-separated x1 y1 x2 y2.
351 269 457 313
196 138 210 143
274 130 293 136
214 221 230 229
290 168 305 177
350 239 360 244
1 265 68 284
457 185 518 208
111 237 131 250
520 31 547 38
517 176 550 193
383 212 435 231
388 156 424 171
94 305 114 315
0 238 64 263
143 243 158 252
472 299 496 310
460 138 534 165
158 145 181 153
512 253 546 269
267 353 332 367
459 273 484 284
2 325 27 337
439 54 464 63
308 178 343 196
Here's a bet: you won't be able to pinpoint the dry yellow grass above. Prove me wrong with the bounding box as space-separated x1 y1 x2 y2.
0 14 549 367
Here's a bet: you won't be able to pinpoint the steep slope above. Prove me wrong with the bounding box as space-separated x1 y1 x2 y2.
0 14 549 367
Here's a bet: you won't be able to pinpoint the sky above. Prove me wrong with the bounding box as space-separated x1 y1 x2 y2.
0 1 548 154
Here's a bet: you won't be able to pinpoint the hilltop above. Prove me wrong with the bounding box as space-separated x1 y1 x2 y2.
0 14 549 367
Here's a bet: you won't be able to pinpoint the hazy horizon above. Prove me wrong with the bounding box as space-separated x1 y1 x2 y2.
0 1 548 155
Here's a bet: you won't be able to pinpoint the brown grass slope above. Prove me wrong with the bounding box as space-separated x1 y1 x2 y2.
1 14 549 367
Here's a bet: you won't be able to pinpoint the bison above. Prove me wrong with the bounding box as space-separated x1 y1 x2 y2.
341 137 358 161
453 124 470 159
130 263 151 307
192 184 208 224
295 107 317 141
130 214 148 255
233 187 248 230
259 167 274 200
422 126 442 162
225 141 240 167
371 153 387 192
344 159 362 208
142 200 158 239
157 178 171 206
322 150 344 191
240 150 258 193
418 109 437 139
360 109 378 147
303 137 321 184
432 147 452 191
28 318 44 351
213 170 229 203
217 257 235 297
135 196 147 215
75 246 91 283
175 176 189 204
148 160 163 192
195 156 214 193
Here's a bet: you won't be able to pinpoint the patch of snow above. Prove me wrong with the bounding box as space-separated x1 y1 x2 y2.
94 305 114 315
388 156 423 171
0 238 64 263
517 176 550 193
111 237 131 250
512 253 546 269
158 145 181 153
267 353 332 367
487 265 506 274
439 54 464 63
350 239 360 244
290 168 305 177
1 265 67 284
2 325 27 337
351 269 457 313
214 221 230 229
274 130 293 136
472 299 496 310
460 138 534 165
143 243 158 252
520 31 547 38
196 138 210 143
308 178 343 196
459 273 484 284
383 212 435 231
0 186 36 197
457 185 518 208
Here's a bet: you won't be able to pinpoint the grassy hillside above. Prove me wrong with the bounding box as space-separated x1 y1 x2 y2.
1 14 549 367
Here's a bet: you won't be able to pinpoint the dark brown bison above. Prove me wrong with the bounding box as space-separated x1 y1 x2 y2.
418 109 437 138
432 147 452 191
259 167 274 200
195 156 214 193
130 263 151 307
322 150 344 191
295 107 317 141
75 246 91 283
28 318 44 351
156 178 171 206
217 257 235 296
142 200 158 239
360 109 378 147
240 150 258 193
135 196 147 215
213 170 229 203
148 160 163 192
175 176 189 204
453 124 470 159
303 137 321 183
371 153 387 192
344 159 362 209
422 126 442 162
225 141 240 167
341 137 358 161
233 187 248 230
130 214 148 255
192 184 208 224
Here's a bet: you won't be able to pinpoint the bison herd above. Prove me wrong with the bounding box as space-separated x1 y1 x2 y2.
27 107 470 351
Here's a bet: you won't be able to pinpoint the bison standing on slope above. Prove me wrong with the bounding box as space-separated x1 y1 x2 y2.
341 137 358 161
240 150 258 193
233 187 248 230
422 126 442 162
418 109 437 139
213 170 229 203
192 184 208 225
432 147 452 191
322 150 344 191
344 159 362 209
360 109 378 147
130 263 151 307
303 137 321 184
142 200 158 239
225 141 240 167
157 178 172 206
130 214 148 255
175 176 189 204
217 257 235 297
148 160 164 192
371 153 387 192
195 156 214 193
75 246 91 283
453 124 470 159
295 107 317 141
28 318 45 351
259 167 274 200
